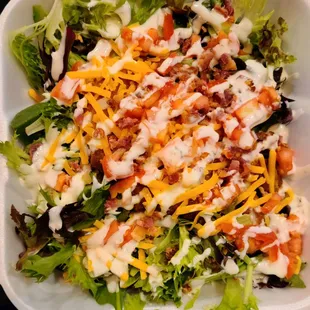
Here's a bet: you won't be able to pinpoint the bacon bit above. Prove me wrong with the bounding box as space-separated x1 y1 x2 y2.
90 149 104 172
181 38 192 54
93 128 105 139
75 114 84 127
168 172 181 185
137 217 154 229
116 117 140 129
198 51 214 71
219 53 237 71
69 161 82 172
228 160 240 172
224 0 234 16
29 142 42 160
108 135 132 151
105 198 118 213
165 246 178 261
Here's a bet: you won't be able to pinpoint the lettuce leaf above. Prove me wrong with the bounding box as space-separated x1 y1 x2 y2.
216 278 258 310
66 256 100 295
250 16 296 67
124 293 146 310
81 186 110 218
289 274 306 288
11 34 45 91
95 286 124 310
129 0 166 24
0 135 31 173
232 0 267 21
21 242 74 282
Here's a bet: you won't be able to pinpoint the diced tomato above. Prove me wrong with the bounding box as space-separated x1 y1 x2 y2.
218 223 234 234
266 245 279 262
120 226 135 246
71 60 84 71
121 27 133 42
163 13 174 41
54 173 71 192
258 87 279 109
191 34 200 44
142 90 161 108
261 193 282 214
160 82 178 98
277 146 294 176
207 79 226 88
207 31 228 49
230 127 243 141
101 156 114 179
234 99 259 121
147 28 160 44
109 176 136 199
139 37 153 52
104 220 120 244
124 108 145 119
193 95 210 111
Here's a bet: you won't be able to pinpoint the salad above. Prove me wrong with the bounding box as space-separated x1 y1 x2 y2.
0 0 308 309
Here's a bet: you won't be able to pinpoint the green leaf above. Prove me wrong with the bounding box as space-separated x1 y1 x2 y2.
129 0 166 24
39 188 56 207
11 102 46 134
232 0 267 21
95 286 124 310
250 16 296 66
21 243 74 282
289 274 306 288
66 256 100 295
216 278 259 310
68 52 84 70
33 5 47 23
0 135 31 173
82 186 110 218
11 34 45 91
124 293 146 310
184 289 201 310
154 225 178 254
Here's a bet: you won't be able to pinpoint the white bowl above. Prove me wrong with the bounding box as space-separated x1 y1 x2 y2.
1 0 310 309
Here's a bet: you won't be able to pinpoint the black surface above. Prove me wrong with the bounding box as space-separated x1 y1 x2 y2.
1 2 17 310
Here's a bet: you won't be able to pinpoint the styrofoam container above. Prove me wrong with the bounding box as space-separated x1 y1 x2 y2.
1 0 310 309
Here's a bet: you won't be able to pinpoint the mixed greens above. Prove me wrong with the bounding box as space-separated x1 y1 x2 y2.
0 0 307 309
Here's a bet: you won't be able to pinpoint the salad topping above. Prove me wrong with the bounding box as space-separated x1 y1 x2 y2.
0 0 308 309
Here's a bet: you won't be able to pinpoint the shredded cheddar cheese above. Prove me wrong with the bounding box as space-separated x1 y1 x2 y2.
138 249 147 280
175 173 219 204
268 149 277 193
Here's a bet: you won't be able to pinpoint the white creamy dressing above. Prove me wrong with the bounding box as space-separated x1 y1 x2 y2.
87 39 112 60
222 258 239 275
191 1 227 31
51 29 67 81
115 1 131 26
170 239 191 265
213 32 240 59
189 248 211 267
256 250 289 278
48 206 63 232
231 18 253 43
86 217 140 280
55 168 89 207
242 133 280 162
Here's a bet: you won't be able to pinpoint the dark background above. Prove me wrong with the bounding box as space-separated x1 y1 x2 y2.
1 1 18 310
